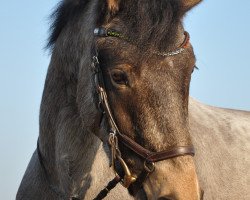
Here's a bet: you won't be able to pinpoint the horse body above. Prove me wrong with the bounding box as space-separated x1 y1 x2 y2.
189 98 250 200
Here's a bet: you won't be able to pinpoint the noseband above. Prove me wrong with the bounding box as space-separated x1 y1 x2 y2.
92 27 195 199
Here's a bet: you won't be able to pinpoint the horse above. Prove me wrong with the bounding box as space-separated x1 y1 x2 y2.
16 0 250 199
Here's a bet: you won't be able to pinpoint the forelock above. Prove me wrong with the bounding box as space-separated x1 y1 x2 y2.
116 0 184 51
47 0 91 50
46 0 185 51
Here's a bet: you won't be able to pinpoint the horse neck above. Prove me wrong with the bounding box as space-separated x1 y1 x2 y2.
38 57 101 196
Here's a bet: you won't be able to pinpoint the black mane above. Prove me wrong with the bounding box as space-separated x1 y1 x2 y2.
119 0 183 50
47 0 91 49
47 0 184 51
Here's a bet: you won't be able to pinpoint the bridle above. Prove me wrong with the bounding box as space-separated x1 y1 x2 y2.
36 27 195 200
92 27 195 199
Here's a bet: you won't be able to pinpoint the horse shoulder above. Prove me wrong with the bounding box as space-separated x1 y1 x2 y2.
189 97 250 200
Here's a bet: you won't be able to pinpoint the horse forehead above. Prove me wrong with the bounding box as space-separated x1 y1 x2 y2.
139 58 179 82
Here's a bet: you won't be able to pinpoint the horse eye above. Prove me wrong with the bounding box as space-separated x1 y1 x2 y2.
110 69 128 86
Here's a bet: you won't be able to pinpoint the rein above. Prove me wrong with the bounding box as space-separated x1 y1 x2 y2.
92 27 195 199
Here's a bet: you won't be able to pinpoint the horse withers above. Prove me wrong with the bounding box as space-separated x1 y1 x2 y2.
17 0 250 199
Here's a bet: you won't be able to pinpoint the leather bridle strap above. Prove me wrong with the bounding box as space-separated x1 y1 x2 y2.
117 131 195 195
93 176 121 200
118 133 195 162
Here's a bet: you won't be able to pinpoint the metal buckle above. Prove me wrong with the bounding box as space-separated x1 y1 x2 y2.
144 160 155 173
109 131 118 170
94 27 108 37
92 56 100 73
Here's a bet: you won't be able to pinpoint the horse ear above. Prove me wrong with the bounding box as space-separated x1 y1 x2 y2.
179 0 202 12
107 0 120 15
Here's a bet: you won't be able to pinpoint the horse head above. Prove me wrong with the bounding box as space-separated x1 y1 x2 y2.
43 0 202 199
88 0 203 199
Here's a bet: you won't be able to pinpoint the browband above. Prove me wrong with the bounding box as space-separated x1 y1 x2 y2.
94 27 190 57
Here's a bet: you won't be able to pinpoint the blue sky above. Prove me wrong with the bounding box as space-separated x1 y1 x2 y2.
0 1 249 199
